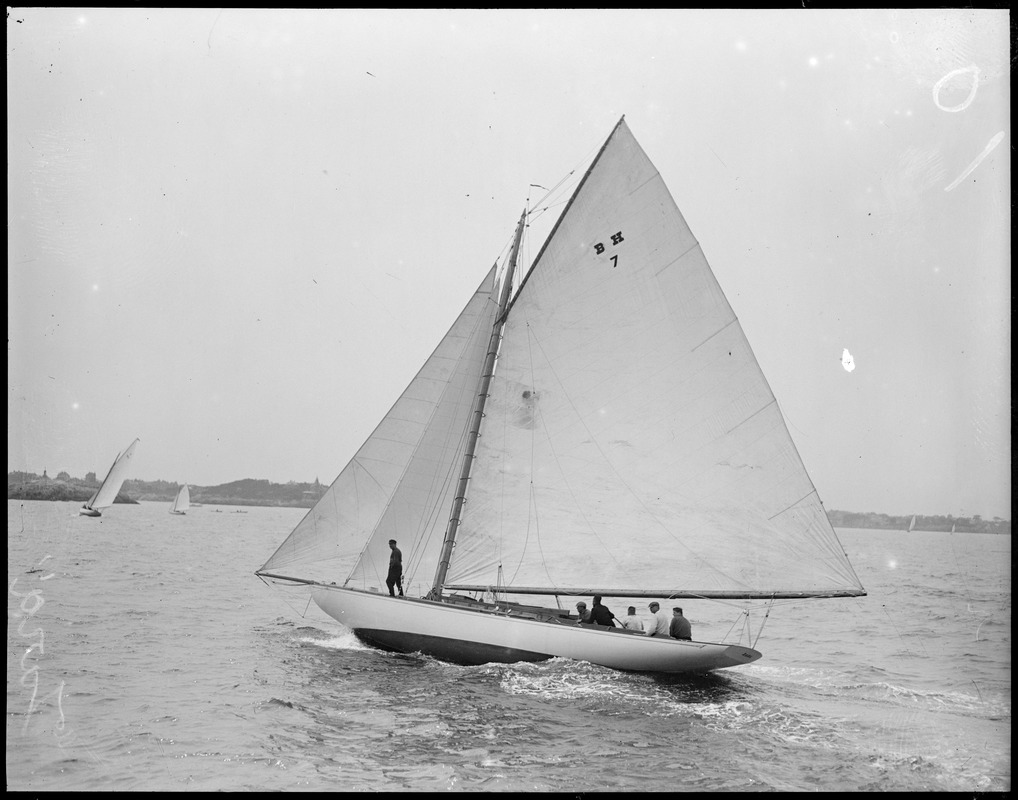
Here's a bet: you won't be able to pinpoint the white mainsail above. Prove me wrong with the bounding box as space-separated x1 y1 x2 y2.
260 265 500 588
82 438 140 515
170 484 190 514
446 120 863 600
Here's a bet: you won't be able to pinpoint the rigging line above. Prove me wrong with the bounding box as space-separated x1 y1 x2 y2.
526 171 577 214
880 601 929 658
508 119 624 320
718 605 765 648
456 292 516 588
522 324 556 589
527 195 571 223
414 417 480 585
526 134 603 216
773 395 810 443
493 342 512 584
350 285 498 587
479 329 537 591
502 321 546 588
944 525 1003 639
408 331 495 582
446 287 516 589
520 323 626 573
436 213 526 593
517 472 543 588
417 356 492 586
514 203 549 286
260 577 321 620
416 412 476 579
340 456 402 583
720 610 747 643
722 397 777 438
690 318 737 352
768 489 818 522
751 599 774 649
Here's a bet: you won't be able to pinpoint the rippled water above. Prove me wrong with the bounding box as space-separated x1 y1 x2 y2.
7 500 1010 791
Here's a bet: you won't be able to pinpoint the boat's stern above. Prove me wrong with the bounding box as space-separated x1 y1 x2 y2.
713 643 763 670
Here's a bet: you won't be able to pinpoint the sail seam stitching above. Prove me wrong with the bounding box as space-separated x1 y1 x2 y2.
723 397 777 437
692 318 738 352
767 490 817 522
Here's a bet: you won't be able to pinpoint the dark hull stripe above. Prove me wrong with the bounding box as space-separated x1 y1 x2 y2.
355 628 553 666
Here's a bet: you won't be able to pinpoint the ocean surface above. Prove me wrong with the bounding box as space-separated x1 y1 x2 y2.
7 499 1010 792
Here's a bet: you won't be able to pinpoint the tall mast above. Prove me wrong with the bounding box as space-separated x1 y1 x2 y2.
429 210 527 599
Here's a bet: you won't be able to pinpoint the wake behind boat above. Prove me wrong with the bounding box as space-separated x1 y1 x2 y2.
79 438 140 517
257 117 865 674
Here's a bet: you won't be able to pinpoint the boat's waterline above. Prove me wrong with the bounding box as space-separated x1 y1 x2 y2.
311 585 762 674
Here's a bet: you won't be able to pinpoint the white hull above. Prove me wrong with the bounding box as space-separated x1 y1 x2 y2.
79 506 102 517
312 586 761 674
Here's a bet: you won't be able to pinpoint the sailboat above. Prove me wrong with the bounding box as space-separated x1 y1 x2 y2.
257 118 866 674
907 514 917 533
169 483 190 515
79 438 140 517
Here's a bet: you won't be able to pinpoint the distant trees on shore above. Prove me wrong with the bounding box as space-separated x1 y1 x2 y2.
826 509 1009 535
7 471 325 509
5 470 1010 531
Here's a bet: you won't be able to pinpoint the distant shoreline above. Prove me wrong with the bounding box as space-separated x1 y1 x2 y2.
6 471 1010 533
7 472 322 510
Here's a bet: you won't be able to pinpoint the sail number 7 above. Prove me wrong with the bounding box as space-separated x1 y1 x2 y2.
593 231 625 267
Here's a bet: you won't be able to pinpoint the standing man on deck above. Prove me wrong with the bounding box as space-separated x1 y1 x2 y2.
386 539 404 597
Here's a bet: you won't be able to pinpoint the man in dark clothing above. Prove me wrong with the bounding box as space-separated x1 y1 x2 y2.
670 607 692 640
386 539 404 597
589 595 617 627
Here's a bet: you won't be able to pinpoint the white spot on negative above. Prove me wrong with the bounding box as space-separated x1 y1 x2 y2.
841 348 855 372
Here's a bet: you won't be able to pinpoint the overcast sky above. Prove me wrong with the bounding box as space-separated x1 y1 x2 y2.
8 9 1010 520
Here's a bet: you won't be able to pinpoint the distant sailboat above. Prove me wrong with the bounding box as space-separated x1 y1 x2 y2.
257 117 866 674
79 438 140 517
169 484 190 515
907 514 917 533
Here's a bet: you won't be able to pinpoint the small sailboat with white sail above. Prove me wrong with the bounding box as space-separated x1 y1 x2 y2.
907 514 917 533
169 484 190 515
79 438 140 517
257 118 865 674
